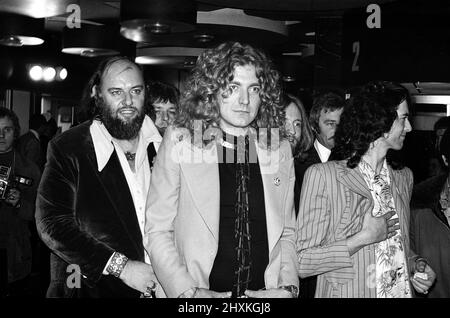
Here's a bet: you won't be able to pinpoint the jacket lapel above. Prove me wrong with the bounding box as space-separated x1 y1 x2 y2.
180 142 220 242
390 167 409 242
257 143 286 255
85 137 144 259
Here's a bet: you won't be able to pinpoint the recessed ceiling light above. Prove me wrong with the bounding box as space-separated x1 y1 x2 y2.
282 75 296 82
194 34 215 43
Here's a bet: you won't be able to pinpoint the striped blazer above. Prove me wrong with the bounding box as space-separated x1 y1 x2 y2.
296 160 415 298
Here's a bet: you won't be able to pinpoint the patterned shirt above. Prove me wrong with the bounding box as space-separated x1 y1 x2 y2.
359 159 412 298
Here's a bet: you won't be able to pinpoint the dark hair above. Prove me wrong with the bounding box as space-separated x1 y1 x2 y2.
281 93 314 160
0 107 21 140
29 114 46 130
79 56 142 121
145 81 180 120
434 116 450 131
333 81 411 169
175 41 284 144
309 92 344 135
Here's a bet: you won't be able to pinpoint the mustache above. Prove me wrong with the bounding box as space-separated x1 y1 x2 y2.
117 106 139 112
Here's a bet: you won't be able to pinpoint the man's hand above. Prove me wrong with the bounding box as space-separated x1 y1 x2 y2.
119 260 158 294
411 264 436 294
360 210 399 245
5 188 21 207
245 288 293 298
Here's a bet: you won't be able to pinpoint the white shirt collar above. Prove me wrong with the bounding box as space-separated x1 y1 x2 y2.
314 139 331 163
90 115 162 172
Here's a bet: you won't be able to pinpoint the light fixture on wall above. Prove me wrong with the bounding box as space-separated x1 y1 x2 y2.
28 64 68 82
62 24 131 57
120 0 197 42
0 13 44 46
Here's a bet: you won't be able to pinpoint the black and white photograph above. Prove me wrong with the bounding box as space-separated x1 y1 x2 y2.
0 0 449 311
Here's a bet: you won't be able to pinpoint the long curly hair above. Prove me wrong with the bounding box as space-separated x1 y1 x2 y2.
175 42 285 145
333 81 411 169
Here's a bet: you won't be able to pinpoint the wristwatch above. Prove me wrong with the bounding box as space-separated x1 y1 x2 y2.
280 285 299 298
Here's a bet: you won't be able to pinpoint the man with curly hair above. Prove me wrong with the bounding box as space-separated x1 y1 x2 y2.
297 81 436 298
145 42 298 298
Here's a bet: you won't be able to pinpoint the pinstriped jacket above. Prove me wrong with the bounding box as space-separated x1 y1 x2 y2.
296 160 415 298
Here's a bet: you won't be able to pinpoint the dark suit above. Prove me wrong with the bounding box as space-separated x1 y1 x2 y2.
17 131 43 171
410 174 450 298
36 121 154 298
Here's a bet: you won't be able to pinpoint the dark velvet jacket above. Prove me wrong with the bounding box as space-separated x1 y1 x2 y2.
411 173 450 298
36 121 152 298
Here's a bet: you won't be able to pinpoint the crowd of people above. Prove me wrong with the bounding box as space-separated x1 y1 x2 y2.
1 41 448 298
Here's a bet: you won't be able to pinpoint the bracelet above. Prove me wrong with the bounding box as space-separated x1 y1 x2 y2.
106 252 129 278
279 285 299 298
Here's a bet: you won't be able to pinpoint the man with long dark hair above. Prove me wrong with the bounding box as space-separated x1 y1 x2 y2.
297 81 435 297
36 57 161 297
144 42 298 298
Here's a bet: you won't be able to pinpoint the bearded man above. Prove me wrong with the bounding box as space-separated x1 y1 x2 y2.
36 57 162 298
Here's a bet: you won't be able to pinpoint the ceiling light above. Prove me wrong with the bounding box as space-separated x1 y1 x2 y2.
282 75 296 82
120 0 196 42
0 13 44 46
62 25 131 57
43 67 56 82
136 47 204 67
29 65 43 81
193 34 215 43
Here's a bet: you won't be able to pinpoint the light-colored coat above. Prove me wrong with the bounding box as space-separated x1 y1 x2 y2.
297 160 415 298
145 127 298 298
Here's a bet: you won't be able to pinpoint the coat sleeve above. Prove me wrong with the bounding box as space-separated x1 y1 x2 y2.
296 164 353 277
144 127 196 298
35 140 114 286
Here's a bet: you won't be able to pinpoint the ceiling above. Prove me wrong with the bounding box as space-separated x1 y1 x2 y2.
1 0 450 98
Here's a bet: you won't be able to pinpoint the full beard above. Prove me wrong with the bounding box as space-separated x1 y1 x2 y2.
98 98 145 140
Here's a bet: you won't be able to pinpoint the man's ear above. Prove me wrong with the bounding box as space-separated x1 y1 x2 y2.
91 85 98 98
442 155 448 167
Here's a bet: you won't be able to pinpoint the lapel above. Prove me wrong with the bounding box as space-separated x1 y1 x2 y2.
389 167 409 238
84 134 144 258
179 141 220 242
256 142 287 255
336 160 372 199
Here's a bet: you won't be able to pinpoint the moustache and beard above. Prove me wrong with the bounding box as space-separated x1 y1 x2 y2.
96 96 145 140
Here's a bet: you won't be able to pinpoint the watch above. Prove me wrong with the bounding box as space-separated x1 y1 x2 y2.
280 285 299 298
